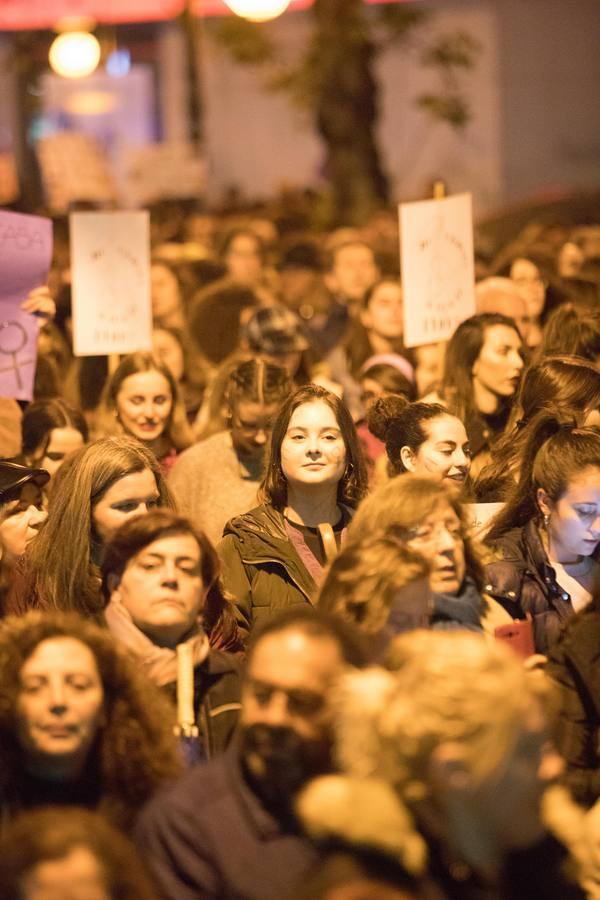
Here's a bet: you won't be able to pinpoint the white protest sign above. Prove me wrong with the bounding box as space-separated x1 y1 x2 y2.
400 192 475 348
465 502 504 540
71 211 152 357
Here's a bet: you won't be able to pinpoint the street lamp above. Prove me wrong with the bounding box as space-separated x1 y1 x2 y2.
49 30 101 79
223 0 291 22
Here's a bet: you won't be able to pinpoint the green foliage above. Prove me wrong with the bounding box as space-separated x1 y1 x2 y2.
416 93 471 128
421 30 480 70
375 4 430 46
206 5 480 223
209 16 276 66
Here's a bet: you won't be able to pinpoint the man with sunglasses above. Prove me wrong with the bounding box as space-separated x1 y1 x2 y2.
135 607 364 900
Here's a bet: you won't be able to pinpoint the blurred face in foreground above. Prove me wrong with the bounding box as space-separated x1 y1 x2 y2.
405 501 466 595
16 637 104 778
21 846 109 900
432 698 552 870
240 627 345 813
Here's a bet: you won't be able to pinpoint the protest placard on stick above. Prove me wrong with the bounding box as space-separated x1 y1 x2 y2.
400 192 476 348
0 211 52 401
71 211 152 357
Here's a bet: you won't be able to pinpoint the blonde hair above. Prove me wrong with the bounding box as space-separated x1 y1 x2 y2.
337 632 533 796
348 474 485 592
317 536 430 634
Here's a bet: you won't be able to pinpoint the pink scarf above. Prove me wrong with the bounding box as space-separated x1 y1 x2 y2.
105 599 210 688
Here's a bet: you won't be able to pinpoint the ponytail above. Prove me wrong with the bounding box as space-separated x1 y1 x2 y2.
486 417 600 541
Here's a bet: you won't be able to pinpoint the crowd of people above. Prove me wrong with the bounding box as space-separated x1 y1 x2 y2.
0 197 600 899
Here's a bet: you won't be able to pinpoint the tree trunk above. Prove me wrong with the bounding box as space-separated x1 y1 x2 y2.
311 0 389 226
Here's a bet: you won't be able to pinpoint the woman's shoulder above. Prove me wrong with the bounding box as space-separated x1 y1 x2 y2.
550 607 600 667
222 503 284 539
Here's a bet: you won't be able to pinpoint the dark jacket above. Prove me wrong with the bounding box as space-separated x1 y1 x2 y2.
484 520 574 654
163 651 242 763
547 607 600 808
218 505 320 639
134 742 317 900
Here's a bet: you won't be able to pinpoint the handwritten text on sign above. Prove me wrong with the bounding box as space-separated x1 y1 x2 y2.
400 192 475 348
0 211 52 401
71 211 152 357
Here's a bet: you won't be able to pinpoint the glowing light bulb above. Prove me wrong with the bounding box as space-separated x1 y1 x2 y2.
49 31 101 79
223 0 291 22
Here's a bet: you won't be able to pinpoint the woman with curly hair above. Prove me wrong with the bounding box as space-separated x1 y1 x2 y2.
0 807 157 900
219 384 368 639
0 611 181 831
317 536 432 660
101 510 242 760
6 437 173 619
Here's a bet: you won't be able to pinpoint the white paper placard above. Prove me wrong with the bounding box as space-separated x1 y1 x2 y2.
400 192 476 348
465 502 504 540
71 211 152 357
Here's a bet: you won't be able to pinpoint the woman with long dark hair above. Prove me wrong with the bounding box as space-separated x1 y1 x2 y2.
218 384 368 638
485 421 600 652
430 313 525 475
19 398 88 483
474 356 600 501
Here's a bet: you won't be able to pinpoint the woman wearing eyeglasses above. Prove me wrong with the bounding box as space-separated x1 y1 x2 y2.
347 475 511 636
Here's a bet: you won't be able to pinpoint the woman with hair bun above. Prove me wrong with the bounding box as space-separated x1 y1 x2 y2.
485 419 600 653
368 396 471 490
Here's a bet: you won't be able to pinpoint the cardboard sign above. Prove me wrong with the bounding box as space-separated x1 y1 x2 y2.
37 132 116 213
0 211 52 401
400 192 476 348
71 211 152 357
465 502 504 540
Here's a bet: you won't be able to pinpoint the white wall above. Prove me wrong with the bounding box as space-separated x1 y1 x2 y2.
196 0 600 218
199 2 502 215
